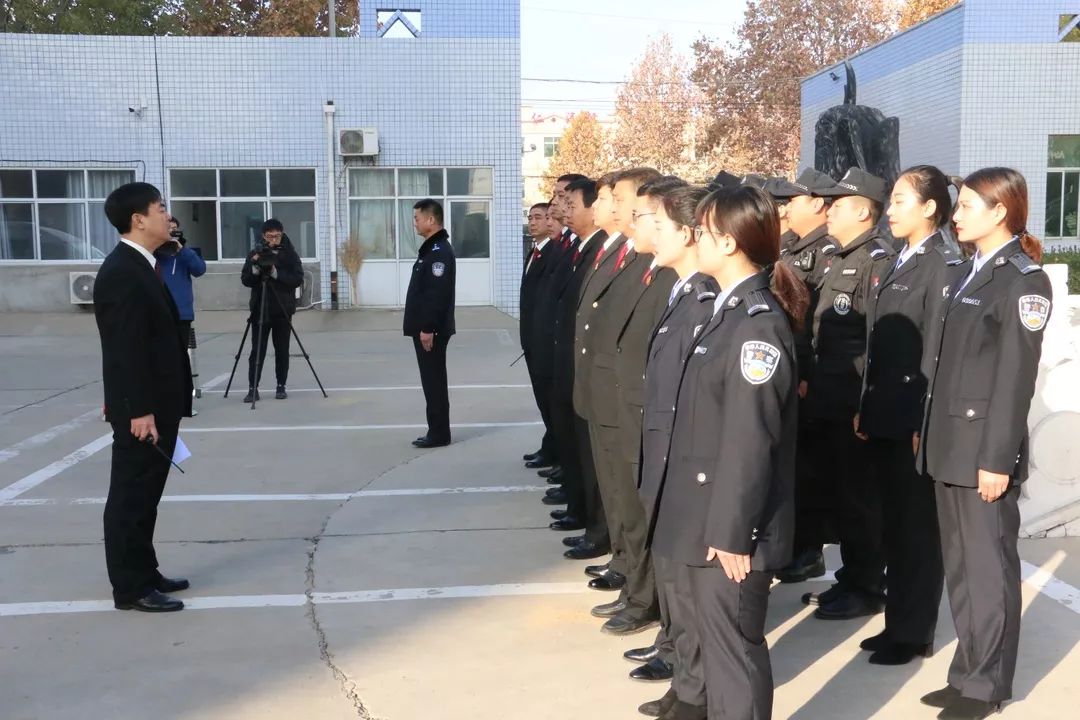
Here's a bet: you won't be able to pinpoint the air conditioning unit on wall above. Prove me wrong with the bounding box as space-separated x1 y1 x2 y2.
339 128 380 156
69 271 97 304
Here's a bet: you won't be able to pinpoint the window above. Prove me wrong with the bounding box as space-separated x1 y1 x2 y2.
377 9 421 38
0 168 135 261
544 136 560 158
168 168 317 261
1060 14 1080 42
348 167 493 260
1046 137 1080 239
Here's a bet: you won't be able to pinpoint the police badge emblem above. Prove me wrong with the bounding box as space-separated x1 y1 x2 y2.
833 293 852 315
1018 294 1050 332
432 262 446 277
741 341 781 385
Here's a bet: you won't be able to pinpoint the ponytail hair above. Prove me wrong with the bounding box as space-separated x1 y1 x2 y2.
696 186 810 331
962 167 1043 264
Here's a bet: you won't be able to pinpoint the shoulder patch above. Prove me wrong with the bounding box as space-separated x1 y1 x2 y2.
1009 253 1040 275
746 289 771 316
431 243 441 251
935 244 963 266
1018 294 1051 332
697 290 716 301
431 261 446 277
740 341 781 385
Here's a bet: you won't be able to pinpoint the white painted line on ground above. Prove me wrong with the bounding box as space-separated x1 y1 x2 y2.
204 384 531 394
185 421 542 433
0 409 101 465
199 372 232 391
0 582 592 617
0 433 112 502
1022 556 1079 614
0 485 550 507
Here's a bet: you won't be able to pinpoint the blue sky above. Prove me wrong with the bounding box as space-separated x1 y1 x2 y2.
521 0 749 116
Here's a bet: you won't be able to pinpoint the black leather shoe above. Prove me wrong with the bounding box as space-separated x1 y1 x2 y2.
775 549 826 584
523 450 541 461
603 610 659 636
114 590 184 612
155 576 190 593
630 656 673 681
624 644 659 663
937 697 1002 720
546 474 563 485
526 457 555 469
639 687 677 717
550 509 568 520
590 598 627 618
801 583 844 606
562 534 586 548
921 686 962 708
542 489 567 505
869 641 933 665
537 466 562 479
585 562 610 579
588 569 626 591
550 516 585 531
275 385 287 400
859 630 890 652
412 436 450 448
545 486 562 497
662 700 708 720
814 591 884 620
242 388 260 403
564 541 608 560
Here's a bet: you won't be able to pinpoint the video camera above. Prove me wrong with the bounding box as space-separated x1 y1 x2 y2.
252 242 279 273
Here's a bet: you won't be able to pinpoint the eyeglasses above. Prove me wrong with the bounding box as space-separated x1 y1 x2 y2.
693 227 713 242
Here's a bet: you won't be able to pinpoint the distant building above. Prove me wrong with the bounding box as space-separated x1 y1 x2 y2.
800 0 1080 247
521 106 616 214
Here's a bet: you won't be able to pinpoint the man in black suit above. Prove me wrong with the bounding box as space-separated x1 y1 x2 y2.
520 203 558 468
404 198 457 449
94 182 193 613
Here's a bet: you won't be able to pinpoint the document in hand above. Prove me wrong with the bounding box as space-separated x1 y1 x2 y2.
172 437 192 465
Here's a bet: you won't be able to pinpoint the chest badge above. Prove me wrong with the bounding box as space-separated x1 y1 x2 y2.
1019 294 1051 332
740 341 781 385
942 285 951 299
432 261 446 277
833 292 852 316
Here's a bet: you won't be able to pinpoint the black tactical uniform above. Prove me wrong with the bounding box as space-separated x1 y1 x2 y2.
640 272 718 708
805 190 896 614
403 228 456 444
859 231 964 658
652 272 797 720
920 239 1051 704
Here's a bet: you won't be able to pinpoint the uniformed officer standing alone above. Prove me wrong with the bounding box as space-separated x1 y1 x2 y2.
404 199 456 448
918 168 1051 720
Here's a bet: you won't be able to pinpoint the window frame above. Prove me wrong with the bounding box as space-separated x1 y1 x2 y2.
0 167 136 263
1046 169 1080 240
543 136 560 158
168 167 319 262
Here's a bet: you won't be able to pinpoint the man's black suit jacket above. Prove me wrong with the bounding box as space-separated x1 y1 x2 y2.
94 242 193 424
519 239 555 352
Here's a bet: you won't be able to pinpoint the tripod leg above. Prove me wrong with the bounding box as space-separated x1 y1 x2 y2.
224 318 252 399
250 279 270 410
267 283 329 398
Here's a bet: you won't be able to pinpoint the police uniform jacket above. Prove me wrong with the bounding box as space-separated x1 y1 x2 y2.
651 272 797 570
806 227 895 421
572 234 628 420
94 242 194 424
639 273 718 527
613 263 679 462
920 240 1052 486
519 239 555 353
779 224 832 381
551 231 605 402
859 232 965 439
403 229 456 337
580 247 647 428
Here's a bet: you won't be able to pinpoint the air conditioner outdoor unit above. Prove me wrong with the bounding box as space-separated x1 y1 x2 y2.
69 271 97 304
339 128 380 156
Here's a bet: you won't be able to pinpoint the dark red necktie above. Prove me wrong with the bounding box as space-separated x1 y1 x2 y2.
641 266 653 286
611 244 630 273
532 248 541 262
154 260 163 282
593 244 607 269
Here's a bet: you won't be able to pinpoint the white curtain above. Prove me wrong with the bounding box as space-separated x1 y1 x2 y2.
348 199 395 259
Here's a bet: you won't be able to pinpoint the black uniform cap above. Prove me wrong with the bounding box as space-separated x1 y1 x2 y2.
815 167 888 204
707 171 742 192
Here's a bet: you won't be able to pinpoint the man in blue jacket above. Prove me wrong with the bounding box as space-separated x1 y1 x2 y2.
159 217 207 399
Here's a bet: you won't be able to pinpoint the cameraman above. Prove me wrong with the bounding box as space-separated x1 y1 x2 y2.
157 216 207 347
241 219 303 402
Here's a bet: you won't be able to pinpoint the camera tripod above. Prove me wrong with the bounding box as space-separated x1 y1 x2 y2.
224 272 328 409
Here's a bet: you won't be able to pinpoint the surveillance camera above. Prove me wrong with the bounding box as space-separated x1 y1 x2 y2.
128 106 136 113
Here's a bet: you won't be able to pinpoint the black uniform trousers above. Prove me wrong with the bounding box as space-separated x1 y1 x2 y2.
689 566 773 720
814 419 885 598
549 391 585 519
413 334 452 442
104 418 180 603
654 554 704 703
523 352 557 461
791 411 835 557
248 314 292 388
868 438 944 645
574 414 610 550
935 483 1021 703
591 423 656 615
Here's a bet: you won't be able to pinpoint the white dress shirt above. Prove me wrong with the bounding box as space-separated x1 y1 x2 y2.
119 237 156 269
